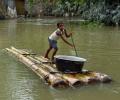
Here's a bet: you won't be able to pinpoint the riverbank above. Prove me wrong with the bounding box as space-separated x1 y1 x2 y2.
1 0 120 26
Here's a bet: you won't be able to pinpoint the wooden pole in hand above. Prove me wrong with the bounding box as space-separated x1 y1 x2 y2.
71 34 78 57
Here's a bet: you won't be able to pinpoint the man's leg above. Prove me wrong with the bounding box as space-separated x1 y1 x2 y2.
52 48 58 60
44 46 52 59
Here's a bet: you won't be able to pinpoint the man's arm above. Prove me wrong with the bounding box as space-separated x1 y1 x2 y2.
60 35 73 47
63 29 72 38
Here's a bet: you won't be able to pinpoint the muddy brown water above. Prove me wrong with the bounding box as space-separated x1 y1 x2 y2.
0 19 120 100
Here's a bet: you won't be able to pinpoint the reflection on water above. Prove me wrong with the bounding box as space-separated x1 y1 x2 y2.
0 19 120 100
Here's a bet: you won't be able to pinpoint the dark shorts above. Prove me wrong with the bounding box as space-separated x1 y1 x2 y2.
48 38 58 49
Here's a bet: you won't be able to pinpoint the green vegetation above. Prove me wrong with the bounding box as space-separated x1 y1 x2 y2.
39 0 120 26
42 0 86 16
1 0 120 26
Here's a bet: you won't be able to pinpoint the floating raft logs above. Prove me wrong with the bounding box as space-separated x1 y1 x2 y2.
5 47 112 88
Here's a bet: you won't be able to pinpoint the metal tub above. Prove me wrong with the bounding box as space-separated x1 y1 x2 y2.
54 55 86 73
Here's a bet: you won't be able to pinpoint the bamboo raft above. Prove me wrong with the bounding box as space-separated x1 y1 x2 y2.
5 47 112 88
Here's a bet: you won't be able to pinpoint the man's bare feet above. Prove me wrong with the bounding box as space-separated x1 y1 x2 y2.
44 56 50 60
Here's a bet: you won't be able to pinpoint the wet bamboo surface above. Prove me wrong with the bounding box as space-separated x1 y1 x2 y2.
5 47 112 88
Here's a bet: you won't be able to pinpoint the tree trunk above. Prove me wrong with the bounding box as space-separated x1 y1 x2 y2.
0 0 6 19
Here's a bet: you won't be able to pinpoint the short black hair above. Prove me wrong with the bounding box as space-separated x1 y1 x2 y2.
57 22 63 28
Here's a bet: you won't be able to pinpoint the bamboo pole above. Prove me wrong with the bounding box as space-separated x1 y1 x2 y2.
11 47 83 86
6 48 68 88
9 47 112 86
34 56 83 86
11 47 55 72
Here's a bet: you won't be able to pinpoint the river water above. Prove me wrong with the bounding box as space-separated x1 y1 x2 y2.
0 19 120 100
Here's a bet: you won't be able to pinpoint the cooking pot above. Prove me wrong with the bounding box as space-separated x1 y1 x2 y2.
54 55 86 73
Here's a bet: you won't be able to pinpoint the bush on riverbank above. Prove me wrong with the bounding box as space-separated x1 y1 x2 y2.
37 0 120 26
1 0 120 26
42 0 85 17
80 0 120 26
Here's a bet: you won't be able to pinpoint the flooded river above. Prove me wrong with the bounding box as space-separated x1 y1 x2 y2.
0 19 120 100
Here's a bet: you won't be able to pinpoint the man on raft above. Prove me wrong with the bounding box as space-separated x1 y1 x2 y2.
44 22 74 61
